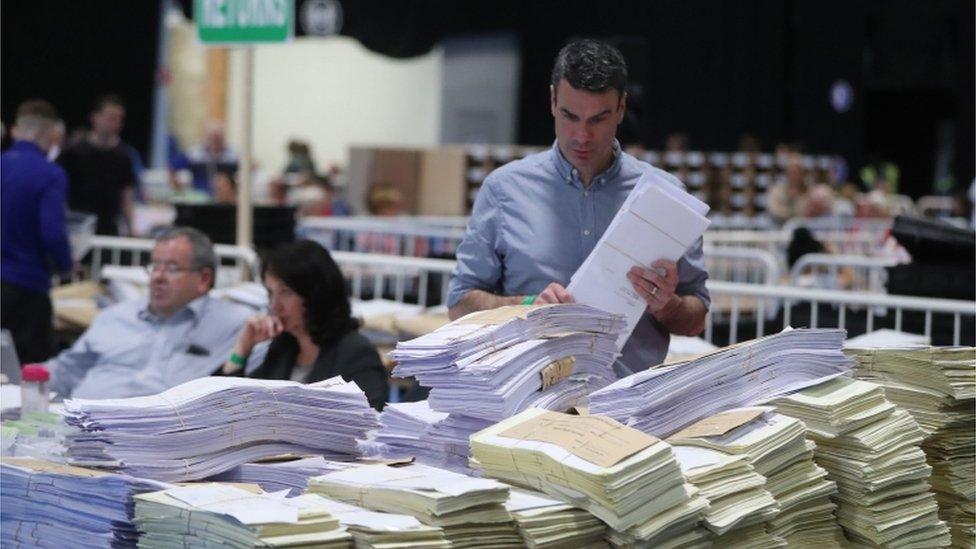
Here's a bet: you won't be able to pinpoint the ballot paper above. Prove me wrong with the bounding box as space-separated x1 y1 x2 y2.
62 376 379 482
568 174 710 348
776 377 952 547
845 346 975 547
312 497 450 548
134 483 352 548
469 408 700 541
308 462 520 548
504 489 607 548
589 328 854 438
210 456 356 496
358 400 466 472
1 457 169 548
669 407 845 545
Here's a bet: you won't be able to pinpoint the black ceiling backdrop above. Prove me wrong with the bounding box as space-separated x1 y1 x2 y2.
2 0 972 196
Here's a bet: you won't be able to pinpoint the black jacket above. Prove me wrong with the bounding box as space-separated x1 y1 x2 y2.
249 330 387 411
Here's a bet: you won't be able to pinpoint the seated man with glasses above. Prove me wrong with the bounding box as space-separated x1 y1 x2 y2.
46 227 266 398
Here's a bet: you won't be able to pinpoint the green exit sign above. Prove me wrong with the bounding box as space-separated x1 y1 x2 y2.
196 0 294 44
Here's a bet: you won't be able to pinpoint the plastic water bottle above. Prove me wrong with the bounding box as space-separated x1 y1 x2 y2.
20 363 50 415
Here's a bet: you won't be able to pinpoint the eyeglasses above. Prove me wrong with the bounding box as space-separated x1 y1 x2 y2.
145 262 200 276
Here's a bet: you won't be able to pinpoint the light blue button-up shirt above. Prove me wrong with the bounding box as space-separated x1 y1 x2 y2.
47 295 266 399
448 142 710 375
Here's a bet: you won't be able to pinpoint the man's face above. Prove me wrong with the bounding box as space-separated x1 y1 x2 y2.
148 236 212 318
91 104 125 137
550 79 626 176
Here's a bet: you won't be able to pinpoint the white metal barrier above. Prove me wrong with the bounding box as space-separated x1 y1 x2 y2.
85 236 261 285
703 246 780 285
331 251 456 306
298 216 468 257
704 281 975 346
789 253 901 293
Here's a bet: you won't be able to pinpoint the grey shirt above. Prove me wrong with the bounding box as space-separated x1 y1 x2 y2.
447 142 710 375
48 295 266 399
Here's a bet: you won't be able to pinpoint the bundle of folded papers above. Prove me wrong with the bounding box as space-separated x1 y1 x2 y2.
504 489 608 548
358 400 473 473
668 407 845 547
308 462 521 548
62 377 379 482
210 456 355 496
134 483 352 548
845 345 975 548
776 377 951 547
589 328 853 438
1 457 168 548
469 408 706 544
307 496 451 549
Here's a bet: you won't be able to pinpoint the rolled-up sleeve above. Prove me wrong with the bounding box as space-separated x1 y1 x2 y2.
447 181 503 307
676 236 710 310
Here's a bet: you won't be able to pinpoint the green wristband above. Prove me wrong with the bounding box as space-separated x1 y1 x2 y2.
521 294 537 305
229 352 247 367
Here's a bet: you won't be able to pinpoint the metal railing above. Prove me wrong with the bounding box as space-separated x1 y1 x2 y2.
331 251 456 306
789 253 901 293
298 216 468 257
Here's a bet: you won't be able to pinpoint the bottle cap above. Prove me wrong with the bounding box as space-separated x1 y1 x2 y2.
21 363 50 383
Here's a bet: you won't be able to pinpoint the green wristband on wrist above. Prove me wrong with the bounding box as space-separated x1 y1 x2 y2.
229 352 247 367
521 294 537 305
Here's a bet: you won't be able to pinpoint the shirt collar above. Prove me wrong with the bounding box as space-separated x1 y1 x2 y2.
549 139 624 188
10 140 46 157
138 294 209 323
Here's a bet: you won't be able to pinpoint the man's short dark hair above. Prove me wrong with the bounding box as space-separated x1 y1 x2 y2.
551 39 628 96
155 226 218 286
92 93 125 114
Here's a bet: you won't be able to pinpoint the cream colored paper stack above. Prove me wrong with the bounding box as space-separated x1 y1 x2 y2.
134 483 352 548
504 488 609 548
669 407 843 547
311 497 450 549
846 345 975 546
776 377 951 547
307 462 521 548
469 408 706 545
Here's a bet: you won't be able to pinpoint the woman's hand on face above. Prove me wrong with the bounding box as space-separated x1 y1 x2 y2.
238 314 285 354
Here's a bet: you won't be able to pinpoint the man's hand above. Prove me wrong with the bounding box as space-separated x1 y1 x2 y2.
535 282 575 304
627 259 680 317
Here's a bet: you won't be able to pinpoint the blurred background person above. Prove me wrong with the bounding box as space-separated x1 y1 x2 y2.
186 120 239 195
57 94 137 235
223 240 387 410
212 172 237 205
1 99 74 363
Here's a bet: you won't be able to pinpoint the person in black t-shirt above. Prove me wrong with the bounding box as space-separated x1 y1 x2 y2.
58 94 137 235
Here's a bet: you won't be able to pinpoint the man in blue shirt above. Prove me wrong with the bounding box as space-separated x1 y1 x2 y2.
46 227 265 399
447 40 710 375
1 99 74 363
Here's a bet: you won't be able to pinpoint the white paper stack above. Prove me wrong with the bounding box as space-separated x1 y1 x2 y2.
567 173 711 349
776 377 952 547
210 456 355 496
1 457 169 548
308 462 522 548
62 377 379 482
311 497 450 548
588 328 853 438
426 413 494 474
134 483 352 548
668 407 844 547
469 408 707 544
846 346 975 547
505 489 608 548
358 400 475 473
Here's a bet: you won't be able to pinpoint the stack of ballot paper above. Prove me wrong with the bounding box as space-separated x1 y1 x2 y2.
308 462 521 548
504 489 608 548
426 413 494 474
62 377 379 482
469 408 706 544
358 400 474 473
312 497 450 548
210 456 354 496
846 346 975 547
567 173 711 349
391 304 624 421
588 328 853 438
776 377 952 547
134 483 352 548
1 457 168 548
668 407 845 547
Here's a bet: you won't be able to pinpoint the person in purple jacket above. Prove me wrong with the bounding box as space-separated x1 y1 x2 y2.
1 99 74 363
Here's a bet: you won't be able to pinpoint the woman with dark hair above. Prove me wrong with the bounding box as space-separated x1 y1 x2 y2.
222 240 387 410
